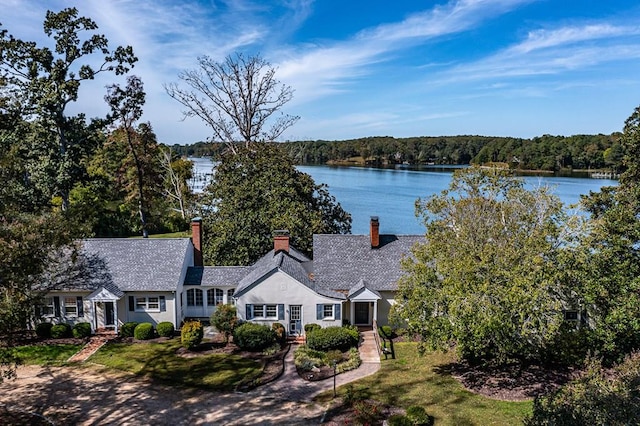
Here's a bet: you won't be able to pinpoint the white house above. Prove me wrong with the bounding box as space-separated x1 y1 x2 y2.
40 217 422 335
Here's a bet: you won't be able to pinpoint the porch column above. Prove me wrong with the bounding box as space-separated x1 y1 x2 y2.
373 300 378 323
223 290 227 305
350 300 355 326
90 301 96 333
114 301 119 334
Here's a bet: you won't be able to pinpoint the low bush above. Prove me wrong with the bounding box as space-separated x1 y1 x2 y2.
50 323 72 339
337 347 361 374
525 352 640 425
120 322 139 338
72 322 92 338
134 322 155 340
406 406 432 425
294 346 327 371
233 323 276 351
272 322 286 343
353 400 383 425
35 322 53 339
156 321 175 338
388 414 413 426
307 326 358 352
304 323 321 334
181 320 204 350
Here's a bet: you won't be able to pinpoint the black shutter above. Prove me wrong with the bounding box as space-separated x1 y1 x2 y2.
316 304 323 320
334 304 341 321
129 296 135 312
54 296 61 317
278 304 284 320
76 296 84 316
159 296 166 312
246 304 253 320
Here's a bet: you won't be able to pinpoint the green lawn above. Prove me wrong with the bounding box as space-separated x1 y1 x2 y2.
319 342 532 425
88 339 263 391
9 344 82 365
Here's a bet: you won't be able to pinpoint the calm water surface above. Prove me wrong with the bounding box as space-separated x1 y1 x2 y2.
190 158 618 235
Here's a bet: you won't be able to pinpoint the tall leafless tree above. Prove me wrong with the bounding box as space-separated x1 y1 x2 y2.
165 53 299 152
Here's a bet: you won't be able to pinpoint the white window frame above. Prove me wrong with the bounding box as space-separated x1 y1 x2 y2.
186 288 203 307
227 289 235 305
253 304 264 318
136 296 161 312
64 297 78 316
215 288 224 306
265 304 277 319
322 304 334 320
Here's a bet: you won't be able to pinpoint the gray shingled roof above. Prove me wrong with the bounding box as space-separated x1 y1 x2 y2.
313 234 423 291
234 250 345 300
184 266 249 287
80 238 191 292
348 279 381 298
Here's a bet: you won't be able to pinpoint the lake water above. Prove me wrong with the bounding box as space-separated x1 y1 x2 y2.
189 157 618 235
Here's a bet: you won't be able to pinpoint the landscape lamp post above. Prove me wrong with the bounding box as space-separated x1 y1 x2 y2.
332 360 337 398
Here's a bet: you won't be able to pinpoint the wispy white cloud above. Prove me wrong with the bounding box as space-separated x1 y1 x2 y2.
432 22 640 87
276 0 535 104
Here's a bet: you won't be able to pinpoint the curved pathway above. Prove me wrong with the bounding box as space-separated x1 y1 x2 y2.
251 330 381 402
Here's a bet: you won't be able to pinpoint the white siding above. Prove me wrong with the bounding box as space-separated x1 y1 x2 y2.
237 271 343 333
118 292 176 327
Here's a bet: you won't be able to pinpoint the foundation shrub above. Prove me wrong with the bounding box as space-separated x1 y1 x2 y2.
181 320 204 350
156 321 175 337
272 322 286 343
304 323 321 334
307 326 358 352
72 322 92 338
133 322 154 340
233 323 276 351
120 322 139 338
50 323 72 339
35 322 53 338
406 406 433 425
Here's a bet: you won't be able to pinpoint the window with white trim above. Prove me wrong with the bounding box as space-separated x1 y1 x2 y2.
136 296 160 312
187 288 203 306
227 289 235 305
253 304 264 318
211 288 224 305
323 304 334 319
64 297 78 315
265 304 277 318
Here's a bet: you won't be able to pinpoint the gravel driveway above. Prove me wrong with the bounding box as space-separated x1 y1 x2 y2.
0 365 327 425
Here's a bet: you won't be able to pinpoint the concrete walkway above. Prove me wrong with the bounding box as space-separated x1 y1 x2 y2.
67 332 116 363
251 330 381 402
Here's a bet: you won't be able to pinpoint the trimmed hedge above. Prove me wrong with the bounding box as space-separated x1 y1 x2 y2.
120 322 139 338
72 322 92 338
51 323 72 339
134 322 155 340
304 323 321 334
35 322 53 339
156 321 175 337
306 326 359 352
181 320 204 350
233 323 276 351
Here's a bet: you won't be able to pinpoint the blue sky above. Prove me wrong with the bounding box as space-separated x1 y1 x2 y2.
2 0 640 144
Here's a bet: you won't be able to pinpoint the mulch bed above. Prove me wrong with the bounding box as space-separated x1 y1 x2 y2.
297 364 336 381
445 361 579 401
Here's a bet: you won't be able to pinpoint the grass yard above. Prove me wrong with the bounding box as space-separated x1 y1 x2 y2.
88 339 263 391
9 344 82 365
318 342 532 425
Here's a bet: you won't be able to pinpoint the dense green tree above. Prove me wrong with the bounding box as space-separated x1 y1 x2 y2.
0 7 136 210
391 167 575 365
577 105 640 362
202 143 351 265
210 305 238 344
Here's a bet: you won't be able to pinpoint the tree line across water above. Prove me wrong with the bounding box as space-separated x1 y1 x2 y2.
171 133 623 172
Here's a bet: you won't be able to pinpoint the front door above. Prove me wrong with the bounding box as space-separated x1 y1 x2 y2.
355 302 369 325
105 302 115 326
289 305 302 335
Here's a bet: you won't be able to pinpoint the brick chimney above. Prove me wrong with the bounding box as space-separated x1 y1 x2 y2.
273 230 290 253
370 216 380 249
191 217 203 266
